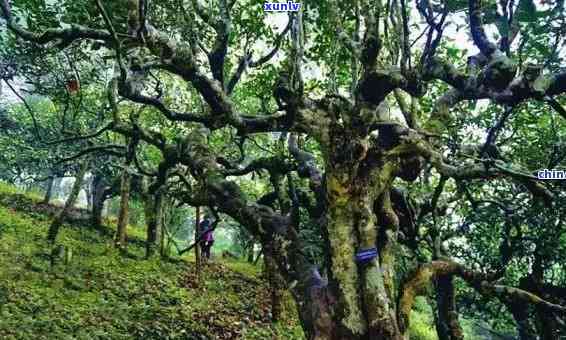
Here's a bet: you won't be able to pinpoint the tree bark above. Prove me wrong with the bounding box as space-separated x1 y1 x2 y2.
144 188 163 258
115 164 132 248
265 247 285 322
52 177 62 201
535 304 562 339
313 163 402 340
47 160 89 243
43 175 54 204
434 275 464 340
195 206 201 282
159 197 170 257
529 254 560 340
509 301 537 340
84 175 93 211
90 174 107 229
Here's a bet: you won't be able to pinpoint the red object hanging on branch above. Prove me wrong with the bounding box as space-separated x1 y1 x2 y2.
65 78 80 94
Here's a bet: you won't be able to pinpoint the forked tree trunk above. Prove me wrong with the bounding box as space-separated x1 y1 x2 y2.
293 127 409 339
295 177 402 339
47 160 90 243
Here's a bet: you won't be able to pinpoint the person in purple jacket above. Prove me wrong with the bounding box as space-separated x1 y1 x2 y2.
199 215 215 260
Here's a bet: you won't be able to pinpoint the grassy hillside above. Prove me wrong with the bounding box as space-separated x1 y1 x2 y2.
0 183 303 339
0 183 453 340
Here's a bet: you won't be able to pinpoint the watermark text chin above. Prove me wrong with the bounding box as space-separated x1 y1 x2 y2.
537 169 566 180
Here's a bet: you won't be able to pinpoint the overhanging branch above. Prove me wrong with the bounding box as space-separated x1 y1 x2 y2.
398 260 566 334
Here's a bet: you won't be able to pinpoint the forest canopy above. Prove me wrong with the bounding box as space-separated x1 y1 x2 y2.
1 0 566 339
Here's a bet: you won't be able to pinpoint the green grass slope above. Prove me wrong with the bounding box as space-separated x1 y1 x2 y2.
0 184 303 340
0 183 448 340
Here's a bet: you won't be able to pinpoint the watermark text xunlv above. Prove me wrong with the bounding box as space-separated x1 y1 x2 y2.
264 1 301 12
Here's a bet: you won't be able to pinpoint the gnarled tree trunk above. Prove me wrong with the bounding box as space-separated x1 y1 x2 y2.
318 170 402 339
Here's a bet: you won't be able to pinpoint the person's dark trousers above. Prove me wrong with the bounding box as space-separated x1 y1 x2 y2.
201 241 213 259
199 242 207 260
